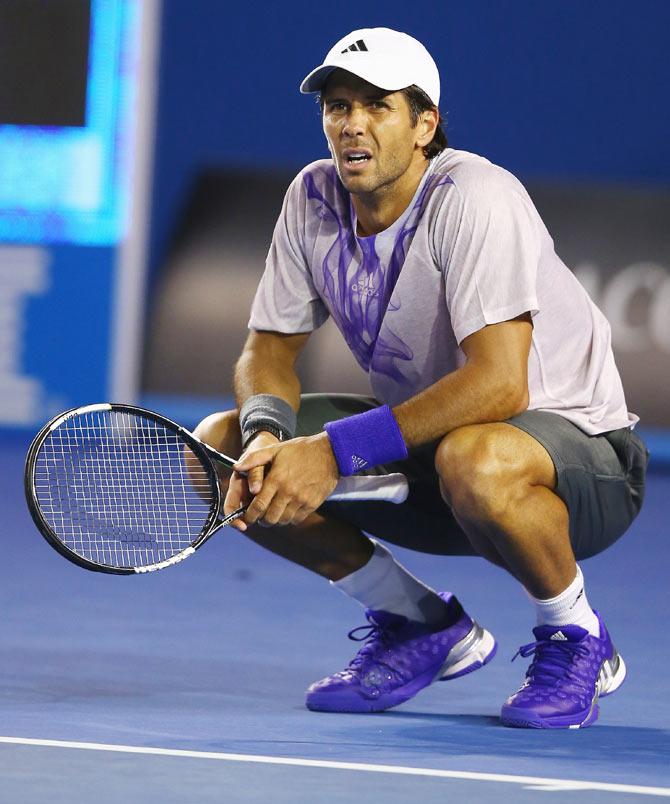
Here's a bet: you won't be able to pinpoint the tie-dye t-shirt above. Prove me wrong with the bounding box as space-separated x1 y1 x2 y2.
249 148 635 434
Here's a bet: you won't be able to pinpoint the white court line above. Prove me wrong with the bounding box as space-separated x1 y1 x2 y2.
0 736 669 797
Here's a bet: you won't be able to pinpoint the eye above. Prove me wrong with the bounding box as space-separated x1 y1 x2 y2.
327 101 347 112
370 100 389 110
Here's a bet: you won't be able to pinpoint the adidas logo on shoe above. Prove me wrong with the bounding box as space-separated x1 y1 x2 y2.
550 631 569 641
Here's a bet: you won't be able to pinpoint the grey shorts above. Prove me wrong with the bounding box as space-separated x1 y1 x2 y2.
297 393 649 561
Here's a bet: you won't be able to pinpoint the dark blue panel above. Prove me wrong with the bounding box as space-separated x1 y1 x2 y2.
148 0 670 282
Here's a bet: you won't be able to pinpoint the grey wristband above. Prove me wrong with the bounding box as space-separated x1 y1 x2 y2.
239 394 297 449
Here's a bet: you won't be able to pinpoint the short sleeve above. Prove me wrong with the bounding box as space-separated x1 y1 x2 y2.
440 166 541 345
248 172 329 333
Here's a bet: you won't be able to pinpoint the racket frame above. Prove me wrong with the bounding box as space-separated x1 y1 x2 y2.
24 403 240 575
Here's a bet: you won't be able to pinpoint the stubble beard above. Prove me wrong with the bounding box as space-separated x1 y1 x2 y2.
337 154 410 201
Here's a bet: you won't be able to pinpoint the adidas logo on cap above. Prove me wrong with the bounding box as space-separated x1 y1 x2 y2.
341 39 368 53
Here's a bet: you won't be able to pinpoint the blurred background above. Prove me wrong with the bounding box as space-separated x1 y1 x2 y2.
0 0 669 451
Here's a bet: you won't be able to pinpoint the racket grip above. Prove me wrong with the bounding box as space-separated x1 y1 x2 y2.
328 472 409 504
218 504 248 527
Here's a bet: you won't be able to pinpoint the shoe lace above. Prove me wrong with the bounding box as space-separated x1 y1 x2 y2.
512 638 590 685
345 618 395 672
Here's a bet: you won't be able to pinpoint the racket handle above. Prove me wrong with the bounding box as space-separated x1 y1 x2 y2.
220 473 409 527
218 504 248 527
329 472 409 504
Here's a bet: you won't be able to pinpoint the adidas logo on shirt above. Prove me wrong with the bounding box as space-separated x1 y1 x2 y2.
550 631 569 641
341 39 368 53
351 277 378 297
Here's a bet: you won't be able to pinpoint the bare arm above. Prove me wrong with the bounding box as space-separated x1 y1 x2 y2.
234 329 310 411
224 330 310 531
393 314 532 447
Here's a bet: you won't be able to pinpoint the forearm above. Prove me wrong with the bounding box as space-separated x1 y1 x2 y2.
234 332 306 411
393 360 529 449
393 315 532 448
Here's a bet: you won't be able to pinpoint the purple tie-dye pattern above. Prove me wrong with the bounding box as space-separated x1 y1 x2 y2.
370 171 454 383
304 165 453 382
303 168 367 362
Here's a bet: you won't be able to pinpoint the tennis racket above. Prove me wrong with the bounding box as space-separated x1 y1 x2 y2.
24 403 409 575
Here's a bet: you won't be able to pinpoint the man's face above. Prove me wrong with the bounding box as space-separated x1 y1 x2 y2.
321 71 424 196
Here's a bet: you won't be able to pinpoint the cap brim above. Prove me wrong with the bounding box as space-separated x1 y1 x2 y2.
299 62 416 97
300 65 338 94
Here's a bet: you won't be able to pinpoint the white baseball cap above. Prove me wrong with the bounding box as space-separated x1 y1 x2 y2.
300 27 440 107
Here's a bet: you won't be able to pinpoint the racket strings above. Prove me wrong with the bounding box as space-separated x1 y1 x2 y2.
34 410 217 568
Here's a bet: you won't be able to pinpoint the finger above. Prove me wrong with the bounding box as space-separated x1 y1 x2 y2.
260 495 292 527
226 511 247 531
223 472 248 512
223 473 250 531
244 487 276 525
276 501 302 527
234 445 278 473
225 508 247 532
247 465 265 496
289 505 312 527
227 511 246 532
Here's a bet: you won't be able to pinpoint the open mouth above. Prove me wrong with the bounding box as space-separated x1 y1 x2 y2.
343 150 372 165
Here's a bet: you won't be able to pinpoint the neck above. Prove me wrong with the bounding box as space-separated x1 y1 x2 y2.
351 155 429 237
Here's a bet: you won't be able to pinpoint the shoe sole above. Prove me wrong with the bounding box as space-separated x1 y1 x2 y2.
500 648 627 729
439 622 497 680
500 702 601 729
306 622 497 714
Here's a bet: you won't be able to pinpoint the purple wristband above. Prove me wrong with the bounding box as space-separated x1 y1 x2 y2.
324 405 409 476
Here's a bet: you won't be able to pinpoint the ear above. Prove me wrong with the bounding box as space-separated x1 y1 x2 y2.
415 108 440 149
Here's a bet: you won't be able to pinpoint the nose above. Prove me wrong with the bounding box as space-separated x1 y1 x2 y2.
341 105 367 138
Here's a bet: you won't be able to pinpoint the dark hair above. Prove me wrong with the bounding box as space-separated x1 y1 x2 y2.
318 83 448 159
401 85 448 158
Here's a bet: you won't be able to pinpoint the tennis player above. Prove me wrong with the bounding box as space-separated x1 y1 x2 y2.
195 28 648 728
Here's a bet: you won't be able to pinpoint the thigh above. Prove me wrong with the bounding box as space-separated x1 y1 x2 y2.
506 410 649 559
193 408 241 453
298 393 474 555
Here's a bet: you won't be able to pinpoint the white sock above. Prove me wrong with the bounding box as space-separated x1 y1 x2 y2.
527 565 600 636
332 540 450 626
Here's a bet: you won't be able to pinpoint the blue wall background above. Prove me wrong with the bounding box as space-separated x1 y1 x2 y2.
148 0 670 277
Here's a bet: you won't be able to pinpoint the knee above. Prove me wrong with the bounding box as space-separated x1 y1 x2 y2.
193 409 241 454
435 425 521 520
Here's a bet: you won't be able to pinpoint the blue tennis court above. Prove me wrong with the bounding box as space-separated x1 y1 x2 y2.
3 430 669 802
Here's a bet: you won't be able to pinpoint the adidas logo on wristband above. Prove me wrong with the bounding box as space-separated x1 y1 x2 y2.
351 454 369 471
324 405 407 477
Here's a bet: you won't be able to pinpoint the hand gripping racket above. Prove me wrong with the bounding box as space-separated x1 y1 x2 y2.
24 403 409 575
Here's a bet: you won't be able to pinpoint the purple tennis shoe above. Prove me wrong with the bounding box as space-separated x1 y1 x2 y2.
500 611 626 729
305 593 496 713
